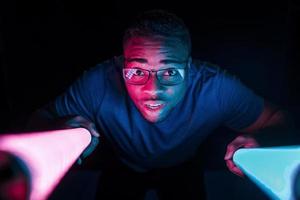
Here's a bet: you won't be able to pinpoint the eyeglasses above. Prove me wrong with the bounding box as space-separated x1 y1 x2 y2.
123 67 186 85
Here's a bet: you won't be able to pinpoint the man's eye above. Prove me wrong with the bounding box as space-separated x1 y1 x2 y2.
134 69 145 76
163 69 178 76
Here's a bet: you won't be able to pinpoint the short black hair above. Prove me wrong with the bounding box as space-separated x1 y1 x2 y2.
123 9 191 55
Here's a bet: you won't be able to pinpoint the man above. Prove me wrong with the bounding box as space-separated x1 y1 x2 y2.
28 10 292 199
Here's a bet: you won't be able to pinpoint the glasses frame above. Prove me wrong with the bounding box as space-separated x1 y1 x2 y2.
122 58 189 86
122 66 188 86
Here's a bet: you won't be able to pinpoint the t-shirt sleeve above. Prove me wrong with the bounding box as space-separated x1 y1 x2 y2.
217 71 264 130
53 65 105 122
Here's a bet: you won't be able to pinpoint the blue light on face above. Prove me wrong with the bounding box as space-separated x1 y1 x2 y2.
233 146 300 200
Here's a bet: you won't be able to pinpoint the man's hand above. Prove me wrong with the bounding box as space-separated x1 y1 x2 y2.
62 116 100 164
224 135 259 177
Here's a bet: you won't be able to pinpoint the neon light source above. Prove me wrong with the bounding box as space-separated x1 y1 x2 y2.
0 128 91 200
233 146 300 200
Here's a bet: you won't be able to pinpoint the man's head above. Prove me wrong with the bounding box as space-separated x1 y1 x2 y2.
122 10 192 123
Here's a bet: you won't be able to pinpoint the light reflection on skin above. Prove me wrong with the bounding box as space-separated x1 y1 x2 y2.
123 36 191 123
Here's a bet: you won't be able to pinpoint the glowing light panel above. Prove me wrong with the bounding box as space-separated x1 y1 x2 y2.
0 128 91 200
233 146 300 200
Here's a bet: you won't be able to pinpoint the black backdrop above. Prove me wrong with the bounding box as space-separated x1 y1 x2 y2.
1 0 299 131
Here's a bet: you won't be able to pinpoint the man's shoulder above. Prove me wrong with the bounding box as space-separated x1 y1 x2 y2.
191 59 225 81
192 59 220 72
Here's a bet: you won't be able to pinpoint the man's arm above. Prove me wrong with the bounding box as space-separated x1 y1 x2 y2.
27 103 100 164
27 65 106 164
27 103 63 131
27 103 98 135
224 100 296 176
240 101 291 133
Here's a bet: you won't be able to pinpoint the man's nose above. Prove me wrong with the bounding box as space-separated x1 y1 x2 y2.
142 74 164 97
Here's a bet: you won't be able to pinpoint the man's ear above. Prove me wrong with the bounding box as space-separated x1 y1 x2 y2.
187 57 192 68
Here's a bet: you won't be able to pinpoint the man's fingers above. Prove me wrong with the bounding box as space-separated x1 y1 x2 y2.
243 138 259 148
66 116 100 137
77 158 82 165
62 116 100 165
88 124 100 137
231 167 244 177
225 135 259 160
226 160 244 177
76 136 99 165
224 142 243 160
244 143 258 148
224 145 235 160
225 135 259 177
81 137 99 159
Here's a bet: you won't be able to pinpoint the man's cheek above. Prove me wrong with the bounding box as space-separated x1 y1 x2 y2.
165 88 175 96
127 86 140 100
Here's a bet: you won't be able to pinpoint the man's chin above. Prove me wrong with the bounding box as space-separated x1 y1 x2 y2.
141 112 167 123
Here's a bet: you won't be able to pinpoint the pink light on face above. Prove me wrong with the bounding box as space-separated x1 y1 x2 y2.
123 36 189 123
0 128 91 200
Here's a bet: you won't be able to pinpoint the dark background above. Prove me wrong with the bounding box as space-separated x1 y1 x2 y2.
0 0 299 199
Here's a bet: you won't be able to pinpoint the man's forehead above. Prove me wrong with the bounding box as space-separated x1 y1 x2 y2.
124 57 186 66
124 37 189 62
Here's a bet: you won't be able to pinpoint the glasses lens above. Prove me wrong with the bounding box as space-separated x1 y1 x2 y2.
123 68 149 84
157 68 185 85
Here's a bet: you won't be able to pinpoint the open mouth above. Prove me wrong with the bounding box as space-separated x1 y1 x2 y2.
144 102 165 111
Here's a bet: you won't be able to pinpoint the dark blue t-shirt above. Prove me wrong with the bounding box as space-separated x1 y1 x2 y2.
54 56 264 172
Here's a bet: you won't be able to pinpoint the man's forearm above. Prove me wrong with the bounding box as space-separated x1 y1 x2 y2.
247 109 298 147
252 121 298 147
240 100 298 147
26 103 64 131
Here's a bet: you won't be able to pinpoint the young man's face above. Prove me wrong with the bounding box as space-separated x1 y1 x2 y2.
123 36 190 123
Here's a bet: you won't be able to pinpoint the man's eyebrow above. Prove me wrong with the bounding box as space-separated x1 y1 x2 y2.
160 59 186 64
125 58 148 63
125 58 186 64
